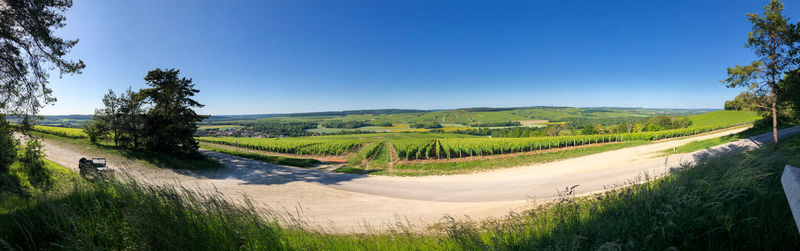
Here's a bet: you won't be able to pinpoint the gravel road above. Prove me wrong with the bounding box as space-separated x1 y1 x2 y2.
24 126 800 232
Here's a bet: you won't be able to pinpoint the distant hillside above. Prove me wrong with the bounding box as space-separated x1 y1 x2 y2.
203 109 430 122
5 115 93 128
205 107 720 126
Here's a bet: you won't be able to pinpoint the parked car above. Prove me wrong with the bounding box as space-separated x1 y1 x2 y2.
78 157 112 178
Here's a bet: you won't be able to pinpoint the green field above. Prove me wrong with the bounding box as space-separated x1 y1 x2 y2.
686 110 761 128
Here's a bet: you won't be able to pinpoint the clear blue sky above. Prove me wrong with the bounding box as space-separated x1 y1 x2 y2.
42 0 800 115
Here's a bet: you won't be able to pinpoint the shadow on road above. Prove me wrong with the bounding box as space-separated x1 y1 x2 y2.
176 150 365 186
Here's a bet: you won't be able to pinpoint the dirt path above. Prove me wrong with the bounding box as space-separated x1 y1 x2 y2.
24 126 800 233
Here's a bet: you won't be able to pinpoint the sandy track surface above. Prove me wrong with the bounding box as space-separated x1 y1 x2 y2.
22 126 800 232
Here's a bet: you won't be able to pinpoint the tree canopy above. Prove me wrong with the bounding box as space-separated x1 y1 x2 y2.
0 0 84 123
721 0 799 144
141 69 207 155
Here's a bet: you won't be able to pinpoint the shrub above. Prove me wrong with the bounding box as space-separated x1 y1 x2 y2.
410 122 442 129
82 119 106 143
0 117 17 173
19 140 49 188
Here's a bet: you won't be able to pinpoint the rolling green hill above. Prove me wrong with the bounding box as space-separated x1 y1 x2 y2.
213 107 716 126
687 110 761 128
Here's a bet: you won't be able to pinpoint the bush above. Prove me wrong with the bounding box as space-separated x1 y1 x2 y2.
0 117 17 173
410 122 442 129
321 120 369 129
19 140 49 188
373 121 393 127
82 119 106 143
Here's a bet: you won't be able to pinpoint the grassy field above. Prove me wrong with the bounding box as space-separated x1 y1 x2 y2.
687 110 761 128
2 133 797 249
0 159 83 214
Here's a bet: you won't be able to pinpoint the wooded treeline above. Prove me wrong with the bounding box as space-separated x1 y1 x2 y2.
84 69 207 155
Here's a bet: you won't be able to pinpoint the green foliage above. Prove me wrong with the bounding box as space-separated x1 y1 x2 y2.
725 91 769 113
0 117 17 173
18 140 48 188
81 119 105 143
640 115 693 131
140 68 208 155
197 136 366 156
399 124 742 160
321 120 370 129
388 141 648 176
0 0 85 118
410 122 442 129
345 142 384 168
721 0 800 144
779 68 800 113
580 124 598 135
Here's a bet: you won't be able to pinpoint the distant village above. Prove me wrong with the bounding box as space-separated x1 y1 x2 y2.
195 127 268 138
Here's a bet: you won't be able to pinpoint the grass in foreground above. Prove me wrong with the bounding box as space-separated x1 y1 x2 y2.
199 142 319 167
27 131 220 170
2 134 800 249
0 159 83 214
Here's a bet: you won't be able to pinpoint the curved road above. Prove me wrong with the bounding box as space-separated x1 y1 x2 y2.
29 126 800 232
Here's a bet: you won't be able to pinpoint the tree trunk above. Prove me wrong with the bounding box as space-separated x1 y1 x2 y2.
772 88 778 146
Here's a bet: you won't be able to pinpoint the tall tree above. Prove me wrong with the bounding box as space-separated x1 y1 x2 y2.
141 69 207 155
0 0 82 173
119 87 146 148
722 0 799 145
97 89 122 146
0 0 84 125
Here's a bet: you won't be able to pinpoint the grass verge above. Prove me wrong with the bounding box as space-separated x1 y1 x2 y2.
0 159 83 214
199 142 319 167
337 142 386 174
664 124 792 154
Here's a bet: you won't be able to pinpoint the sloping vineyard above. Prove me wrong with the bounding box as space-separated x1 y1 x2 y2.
397 124 744 160
196 136 366 155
